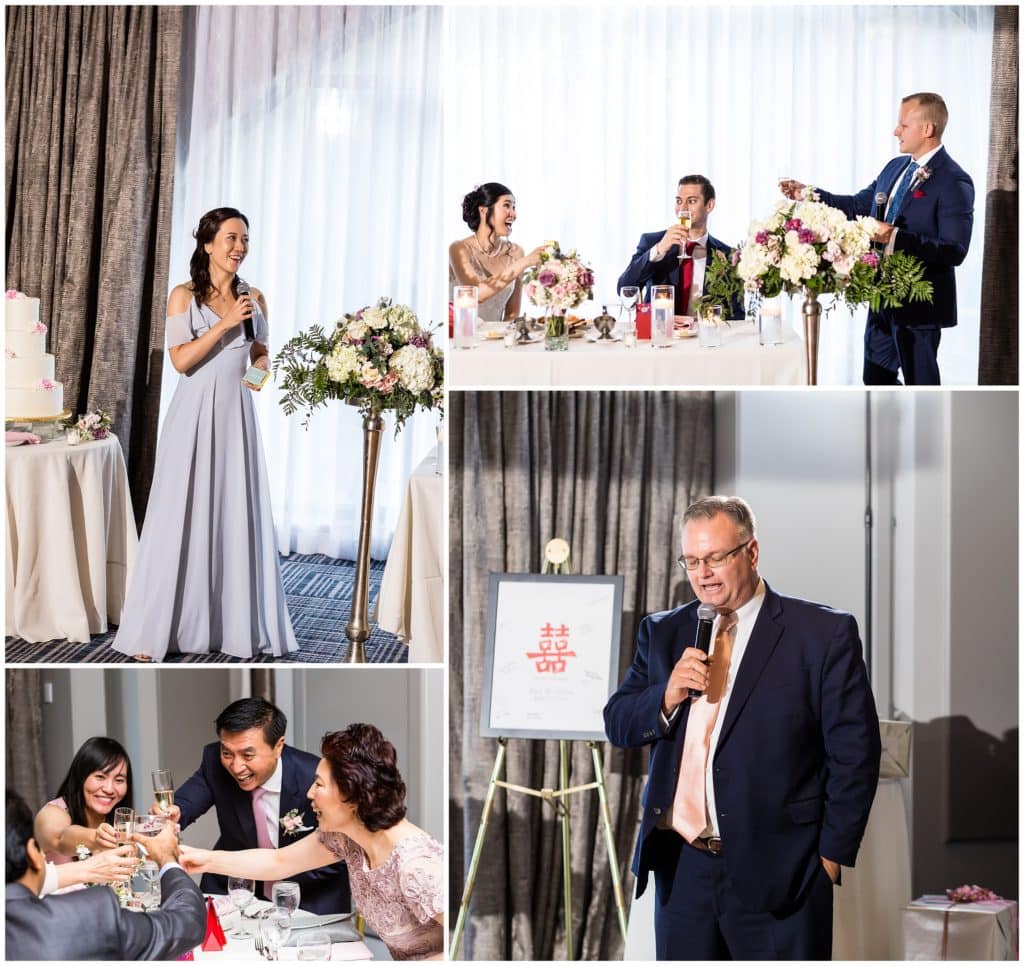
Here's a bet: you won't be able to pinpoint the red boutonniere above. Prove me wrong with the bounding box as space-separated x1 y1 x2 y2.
912 189 926 199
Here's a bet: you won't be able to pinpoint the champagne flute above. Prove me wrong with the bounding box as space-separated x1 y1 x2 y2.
113 807 135 845
152 769 175 814
677 209 693 262
227 875 256 938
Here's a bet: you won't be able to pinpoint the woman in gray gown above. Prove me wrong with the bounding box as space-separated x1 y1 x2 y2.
448 182 545 322
113 207 297 660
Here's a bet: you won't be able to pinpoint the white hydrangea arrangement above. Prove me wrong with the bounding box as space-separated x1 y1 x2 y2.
275 297 443 430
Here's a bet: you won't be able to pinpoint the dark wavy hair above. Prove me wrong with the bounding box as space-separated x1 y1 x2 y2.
189 206 249 307
54 737 134 827
321 724 406 832
461 182 513 232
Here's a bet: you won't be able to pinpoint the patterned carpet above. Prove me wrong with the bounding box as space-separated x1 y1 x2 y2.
5 553 407 664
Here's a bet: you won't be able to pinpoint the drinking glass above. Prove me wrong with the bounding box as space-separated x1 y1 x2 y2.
113 807 135 845
227 875 256 938
296 931 332 961
452 285 478 350
131 860 161 912
759 298 784 346
677 210 693 262
618 285 639 333
272 881 301 916
651 285 674 349
152 769 175 814
258 910 293 960
135 813 166 837
698 306 724 348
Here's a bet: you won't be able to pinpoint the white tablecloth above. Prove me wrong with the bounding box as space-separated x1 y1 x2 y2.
6 434 137 643
449 325 806 387
375 449 443 663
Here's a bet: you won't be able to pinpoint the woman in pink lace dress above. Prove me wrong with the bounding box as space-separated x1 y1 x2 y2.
181 724 444 960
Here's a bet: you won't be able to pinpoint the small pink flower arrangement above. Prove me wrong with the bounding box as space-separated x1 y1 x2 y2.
279 808 314 837
65 409 112 445
523 242 595 313
946 884 1002 903
39 378 55 390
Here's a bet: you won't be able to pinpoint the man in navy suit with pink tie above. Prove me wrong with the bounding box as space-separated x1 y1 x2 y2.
782 92 974 385
604 496 880 960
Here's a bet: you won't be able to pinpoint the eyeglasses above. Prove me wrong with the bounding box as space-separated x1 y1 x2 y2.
678 540 751 572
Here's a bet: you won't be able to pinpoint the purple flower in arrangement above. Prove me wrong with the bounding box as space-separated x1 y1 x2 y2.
859 252 880 268
784 218 803 232
946 884 1001 903
754 231 769 245
797 228 816 245
537 269 558 287
731 250 742 266
410 335 428 348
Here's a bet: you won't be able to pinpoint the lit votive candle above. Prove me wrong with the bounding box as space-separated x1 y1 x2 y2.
623 331 637 348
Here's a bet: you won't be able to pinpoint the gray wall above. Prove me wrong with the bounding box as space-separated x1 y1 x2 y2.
716 389 1019 899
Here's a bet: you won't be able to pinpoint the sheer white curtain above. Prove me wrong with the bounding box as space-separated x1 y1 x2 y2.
168 5 442 559
447 5 994 385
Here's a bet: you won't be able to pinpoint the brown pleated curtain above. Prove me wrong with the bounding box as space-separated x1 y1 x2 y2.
450 391 713 960
6 670 47 811
5 6 183 516
978 5 1018 384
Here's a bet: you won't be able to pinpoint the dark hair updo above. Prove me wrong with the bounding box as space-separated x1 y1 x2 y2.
189 206 249 307
321 724 407 832
461 182 514 232
54 736 134 827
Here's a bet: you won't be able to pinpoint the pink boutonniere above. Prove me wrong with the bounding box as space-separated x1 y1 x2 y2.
279 808 314 837
912 189 926 199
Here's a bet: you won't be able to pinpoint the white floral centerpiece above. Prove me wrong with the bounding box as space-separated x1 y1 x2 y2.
729 190 932 310
274 297 443 431
523 242 595 314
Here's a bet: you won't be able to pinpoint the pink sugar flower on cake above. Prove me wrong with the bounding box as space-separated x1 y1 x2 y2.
40 378 55 390
32 322 46 334
5 348 16 359
6 289 18 299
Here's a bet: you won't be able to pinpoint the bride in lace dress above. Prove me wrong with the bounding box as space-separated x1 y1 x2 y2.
449 182 545 322
180 724 443 961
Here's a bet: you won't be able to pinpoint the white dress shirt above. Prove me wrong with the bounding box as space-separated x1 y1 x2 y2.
661 579 767 838
648 231 710 303
254 756 284 847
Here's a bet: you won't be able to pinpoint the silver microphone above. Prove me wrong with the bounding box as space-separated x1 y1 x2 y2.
874 192 888 221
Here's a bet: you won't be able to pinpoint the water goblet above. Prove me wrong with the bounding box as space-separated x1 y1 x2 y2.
227 875 256 938
258 909 293 960
272 880 301 916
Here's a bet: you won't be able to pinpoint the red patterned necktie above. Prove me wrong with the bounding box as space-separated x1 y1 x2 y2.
676 241 698 315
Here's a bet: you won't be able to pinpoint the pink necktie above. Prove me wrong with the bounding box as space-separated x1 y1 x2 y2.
252 787 276 898
671 613 737 842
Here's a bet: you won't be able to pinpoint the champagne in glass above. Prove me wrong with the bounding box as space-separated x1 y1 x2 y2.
113 807 135 845
152 769 174 814
677 210 693 262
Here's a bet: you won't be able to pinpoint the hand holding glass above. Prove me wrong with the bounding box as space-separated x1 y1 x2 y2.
152 769 175 814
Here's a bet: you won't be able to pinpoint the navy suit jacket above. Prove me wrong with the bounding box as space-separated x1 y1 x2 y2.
816 146 974 328
603 583 880 915
617 231 745 319
176 743 350 914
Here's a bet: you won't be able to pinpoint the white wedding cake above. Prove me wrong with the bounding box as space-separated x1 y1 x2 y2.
5 291 64 420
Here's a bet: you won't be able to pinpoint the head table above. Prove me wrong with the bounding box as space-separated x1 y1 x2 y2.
5 433 137 644
448 324 807 387
374 447 443 663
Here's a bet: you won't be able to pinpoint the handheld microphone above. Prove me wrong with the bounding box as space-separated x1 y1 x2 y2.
236 279 255 342
874 192 888 221
688 602 719 698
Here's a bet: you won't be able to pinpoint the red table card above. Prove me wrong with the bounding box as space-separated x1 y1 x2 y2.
636 303 651 340
201 896 227 951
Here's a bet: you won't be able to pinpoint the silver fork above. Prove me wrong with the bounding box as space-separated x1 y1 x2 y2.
253 932 268 960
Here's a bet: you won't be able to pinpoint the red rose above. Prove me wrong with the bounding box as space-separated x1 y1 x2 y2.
912 189 926 199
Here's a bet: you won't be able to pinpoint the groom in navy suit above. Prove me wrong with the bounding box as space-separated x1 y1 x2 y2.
618 175 745 319
604 496 880 960
783 92 974 385
165 697 350 915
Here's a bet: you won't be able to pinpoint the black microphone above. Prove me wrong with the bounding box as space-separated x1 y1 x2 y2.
874 192 888 221
688 602 719 698
237 279 255 342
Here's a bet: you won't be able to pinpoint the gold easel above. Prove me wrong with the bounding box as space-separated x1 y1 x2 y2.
451 540 629 960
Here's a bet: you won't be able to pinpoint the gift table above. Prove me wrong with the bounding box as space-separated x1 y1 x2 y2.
6 434 137 643
375 448 443 663
448 325 806 387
